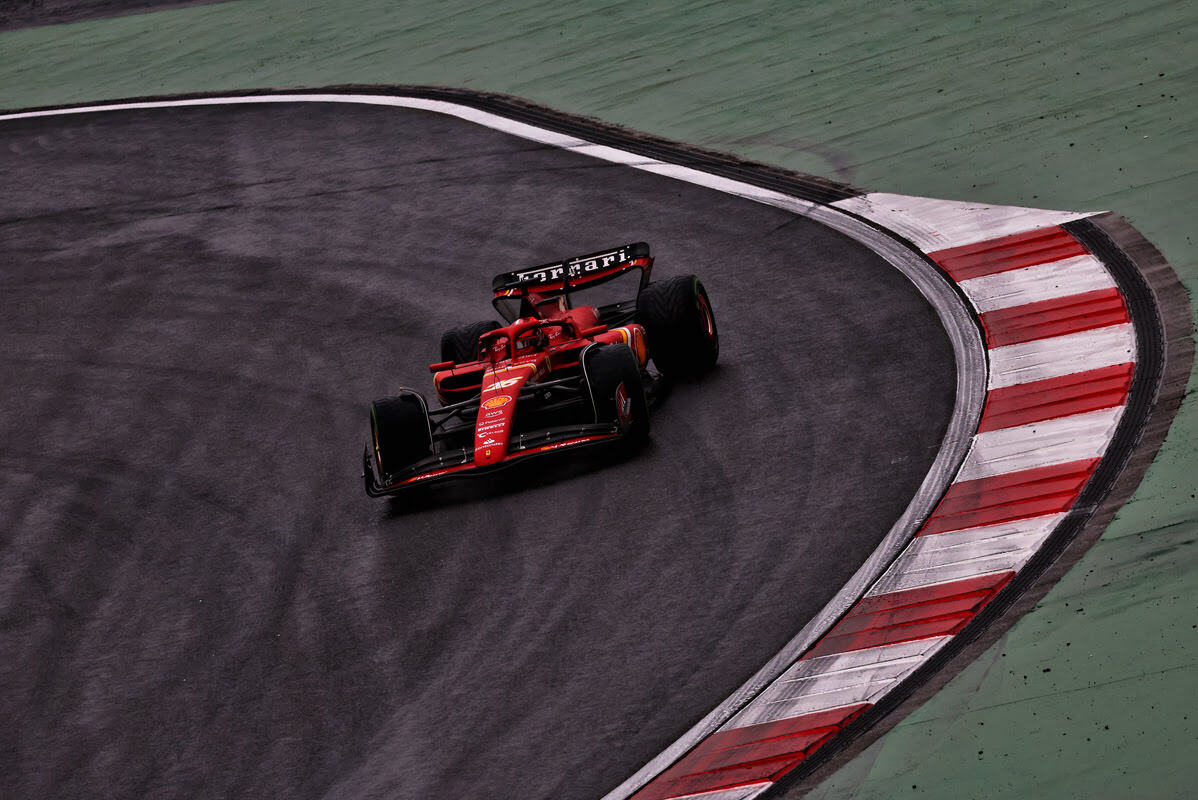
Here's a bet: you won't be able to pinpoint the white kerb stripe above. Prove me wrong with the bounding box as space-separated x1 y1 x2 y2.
831 192 1095 252
988 323 1136 388
955 406 1125 481
957 255 1117 313
727 650 943 724
771 635 948 682
668 785 772 800
724 638 950 727
728 683 883 726
868 515 1066 595
763 653 928 704
870 514 1065 596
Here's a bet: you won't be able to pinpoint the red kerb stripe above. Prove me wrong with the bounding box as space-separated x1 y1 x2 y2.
631 706 868 799
979 362 1134 432
930 226 1088 282
980 287 1129 347
920 458 1098 535
805 572 1014 657
714 706 872 748
851 572 1016 616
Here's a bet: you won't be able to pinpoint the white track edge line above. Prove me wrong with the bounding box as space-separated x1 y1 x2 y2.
831 192 1098 251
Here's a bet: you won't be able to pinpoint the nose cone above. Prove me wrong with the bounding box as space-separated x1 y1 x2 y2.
474 364 535 466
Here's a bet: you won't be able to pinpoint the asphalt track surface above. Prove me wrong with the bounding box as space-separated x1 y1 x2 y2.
0 103 955 799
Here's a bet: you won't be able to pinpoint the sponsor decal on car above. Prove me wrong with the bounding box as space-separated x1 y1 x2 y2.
615 381 632 425
482 395 512 409
483 409 504 419
489 375 523 389
513 247 630 285
533 436 609 452
610 325 649 367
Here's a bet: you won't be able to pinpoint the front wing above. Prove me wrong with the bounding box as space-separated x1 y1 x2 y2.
363 422 622 497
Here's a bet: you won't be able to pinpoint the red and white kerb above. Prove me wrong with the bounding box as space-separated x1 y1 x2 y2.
628 197 1136 800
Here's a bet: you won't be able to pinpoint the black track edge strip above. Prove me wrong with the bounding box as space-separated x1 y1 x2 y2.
769 213 1194 798
0 85 862 205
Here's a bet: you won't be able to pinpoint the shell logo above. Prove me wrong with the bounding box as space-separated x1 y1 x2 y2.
615 326 649 367
482 395 512 409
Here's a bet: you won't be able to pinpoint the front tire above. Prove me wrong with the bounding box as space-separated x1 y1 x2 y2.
636 275 719 380
369 391 433 478
583 343 649 446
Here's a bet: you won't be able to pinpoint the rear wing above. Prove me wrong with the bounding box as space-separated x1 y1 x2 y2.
492 242 652 296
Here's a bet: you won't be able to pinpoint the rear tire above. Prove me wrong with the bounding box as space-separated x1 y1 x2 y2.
636 275 718 380
369 392 433 477
440 320 501 364
583 343 649 446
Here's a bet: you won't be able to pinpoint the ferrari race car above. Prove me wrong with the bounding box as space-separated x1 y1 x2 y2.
363 242 718 497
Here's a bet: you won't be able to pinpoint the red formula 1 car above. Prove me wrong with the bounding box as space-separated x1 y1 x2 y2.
363 242 718 497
